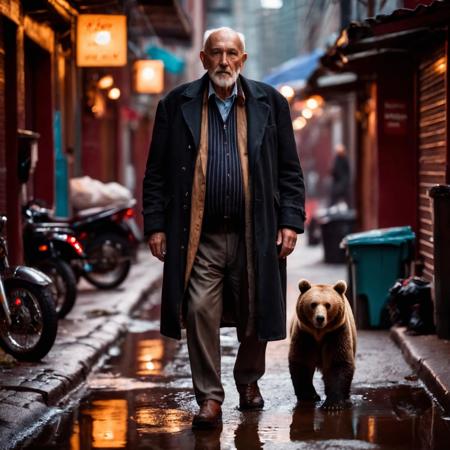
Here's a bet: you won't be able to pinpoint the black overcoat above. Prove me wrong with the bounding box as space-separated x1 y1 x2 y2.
142 74 305 341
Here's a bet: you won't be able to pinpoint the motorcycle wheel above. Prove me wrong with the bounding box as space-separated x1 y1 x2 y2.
36 258 77 319
0 279 58 361
83 233 131 290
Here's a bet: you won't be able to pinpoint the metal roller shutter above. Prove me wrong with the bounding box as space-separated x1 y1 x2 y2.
418 45 447 281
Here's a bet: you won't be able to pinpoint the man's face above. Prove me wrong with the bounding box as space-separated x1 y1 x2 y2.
200 30 247 89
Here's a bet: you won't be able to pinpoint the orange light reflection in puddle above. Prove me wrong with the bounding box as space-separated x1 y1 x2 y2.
135 407 191 435
137 339 164 376
367 416 376 443
70 420 80 450
81 399 128 449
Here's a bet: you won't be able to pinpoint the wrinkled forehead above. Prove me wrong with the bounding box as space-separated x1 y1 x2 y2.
205 30 243 52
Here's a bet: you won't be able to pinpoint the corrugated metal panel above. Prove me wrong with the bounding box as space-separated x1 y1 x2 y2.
418 45 447 281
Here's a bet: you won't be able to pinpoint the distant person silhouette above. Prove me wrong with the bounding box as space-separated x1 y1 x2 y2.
329 144 351 206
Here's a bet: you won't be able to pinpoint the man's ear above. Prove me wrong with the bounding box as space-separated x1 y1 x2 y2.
199 51 208 69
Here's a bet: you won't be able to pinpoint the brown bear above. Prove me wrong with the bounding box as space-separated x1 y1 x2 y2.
288 279 356 410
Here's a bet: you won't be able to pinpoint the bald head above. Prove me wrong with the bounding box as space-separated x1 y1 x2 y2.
335 144 346 156
200 27 247 98
203 27 246 52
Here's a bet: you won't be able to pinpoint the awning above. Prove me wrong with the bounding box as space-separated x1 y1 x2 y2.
68 0 123 13
69 0 192 42
320 1 450 72
145 46 185 74
262 49 323 87
23 0 78 31
137 0 192 42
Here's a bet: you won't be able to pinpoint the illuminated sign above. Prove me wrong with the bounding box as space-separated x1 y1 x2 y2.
77 15 127 67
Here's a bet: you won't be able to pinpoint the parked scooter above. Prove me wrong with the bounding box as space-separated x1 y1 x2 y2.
0 216 58 361
27 200 142 290
23 208 86 318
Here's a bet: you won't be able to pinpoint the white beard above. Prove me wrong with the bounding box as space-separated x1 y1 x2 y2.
209 67 240 88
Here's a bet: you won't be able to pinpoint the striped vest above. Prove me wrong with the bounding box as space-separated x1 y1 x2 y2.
204 97 244 223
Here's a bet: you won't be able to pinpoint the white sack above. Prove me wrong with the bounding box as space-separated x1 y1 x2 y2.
70 176 132 210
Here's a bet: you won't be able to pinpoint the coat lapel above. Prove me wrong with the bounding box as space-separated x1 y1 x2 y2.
181 74 208 150
241 76 270 173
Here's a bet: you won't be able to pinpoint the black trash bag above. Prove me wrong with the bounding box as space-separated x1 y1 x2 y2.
384 277 435 335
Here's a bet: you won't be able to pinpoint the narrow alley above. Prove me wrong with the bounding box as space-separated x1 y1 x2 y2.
11 242 450 450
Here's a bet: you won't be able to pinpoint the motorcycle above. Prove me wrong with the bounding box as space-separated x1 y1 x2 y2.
23 208 87 318
26 200 142 290
0 215 58 361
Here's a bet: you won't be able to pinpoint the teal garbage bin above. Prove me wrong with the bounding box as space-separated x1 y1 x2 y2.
341 226 415 328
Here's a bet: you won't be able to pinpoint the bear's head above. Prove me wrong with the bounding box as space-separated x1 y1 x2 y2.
296 279 348 334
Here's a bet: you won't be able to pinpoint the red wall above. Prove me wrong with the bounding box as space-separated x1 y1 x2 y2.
376 55 417 229
24 37 55 207
3 18 23 264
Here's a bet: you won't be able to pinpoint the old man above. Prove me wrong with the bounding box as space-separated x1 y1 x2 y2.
143 27 305 428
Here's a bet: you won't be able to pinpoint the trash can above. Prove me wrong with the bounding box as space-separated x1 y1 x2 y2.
320 210 356 263
341 226 415 328
429 185 450 339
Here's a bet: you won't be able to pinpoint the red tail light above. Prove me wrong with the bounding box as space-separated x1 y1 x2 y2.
113 208 134 222
124 208 134 219
66 235 84 256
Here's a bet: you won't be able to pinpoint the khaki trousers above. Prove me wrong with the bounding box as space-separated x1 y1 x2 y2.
186 230 267 404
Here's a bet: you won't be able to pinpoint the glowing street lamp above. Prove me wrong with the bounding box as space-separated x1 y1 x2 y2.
434 57 446 74
133 60 164 94
279 85 294 100
306 95 324 110
108 87 121 100
98 75 114 89
94 30 111 46
292 116 307 131
301 108 313 119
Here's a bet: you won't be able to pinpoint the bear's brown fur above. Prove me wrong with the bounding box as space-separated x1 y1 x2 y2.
288 279 357 410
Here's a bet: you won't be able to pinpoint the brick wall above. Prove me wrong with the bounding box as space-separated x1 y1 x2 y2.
0 17 6 214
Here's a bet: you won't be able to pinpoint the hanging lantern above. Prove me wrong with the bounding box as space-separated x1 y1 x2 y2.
133 60 164 94
77 15 127 67
108 87 121 100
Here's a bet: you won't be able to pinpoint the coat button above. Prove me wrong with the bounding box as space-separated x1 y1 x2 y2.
181 245 185 250
188 145 192 150
181 166 186 172
183 204 188 210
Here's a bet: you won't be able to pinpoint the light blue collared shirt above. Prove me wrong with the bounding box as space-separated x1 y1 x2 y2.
208 80 237 122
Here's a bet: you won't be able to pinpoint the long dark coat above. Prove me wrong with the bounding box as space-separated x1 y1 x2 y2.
142 74 305 341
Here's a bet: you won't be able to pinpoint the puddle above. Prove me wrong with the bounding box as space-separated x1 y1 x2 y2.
20 298 450 450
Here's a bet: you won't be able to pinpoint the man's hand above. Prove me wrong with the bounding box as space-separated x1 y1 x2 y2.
148 232 167 262
276 228 298 259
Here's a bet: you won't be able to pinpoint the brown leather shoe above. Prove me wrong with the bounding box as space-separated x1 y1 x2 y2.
192 399 222 429
237 382 264 410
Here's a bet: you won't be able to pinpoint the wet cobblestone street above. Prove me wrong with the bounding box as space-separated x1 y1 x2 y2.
19 245 450 449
